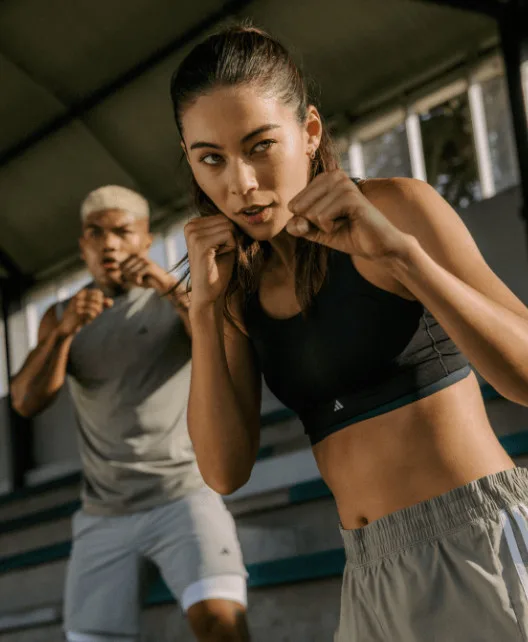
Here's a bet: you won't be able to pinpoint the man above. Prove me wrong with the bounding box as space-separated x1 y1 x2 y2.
11 185 250 642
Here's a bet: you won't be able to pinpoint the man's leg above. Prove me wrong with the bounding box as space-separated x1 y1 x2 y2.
183 575 249 642
187 598 250 642
63 509 142 641
142 487 250 641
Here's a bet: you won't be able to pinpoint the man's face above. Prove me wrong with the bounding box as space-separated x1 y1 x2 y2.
79 209 152 293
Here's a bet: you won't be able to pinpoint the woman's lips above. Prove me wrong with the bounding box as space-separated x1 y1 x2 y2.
240 205 273 225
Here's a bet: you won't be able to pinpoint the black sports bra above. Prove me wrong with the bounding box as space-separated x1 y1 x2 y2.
244 247 470 445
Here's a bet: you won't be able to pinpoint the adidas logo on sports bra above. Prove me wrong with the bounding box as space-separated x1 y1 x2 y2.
334 400 344 411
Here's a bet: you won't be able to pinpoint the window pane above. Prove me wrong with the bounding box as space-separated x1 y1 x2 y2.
482 74 519 192
59 269 92 301
420 93 481 209
523 61 528 121
26 284 57 348
0 311 7 398
362 124 412 178
34 291 57 326
149 236 168 270
172 229 188 281
334 136 351 176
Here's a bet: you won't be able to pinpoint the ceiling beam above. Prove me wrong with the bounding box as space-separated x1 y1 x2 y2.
0 247 23 279
0 0 255 170
419 0 510 18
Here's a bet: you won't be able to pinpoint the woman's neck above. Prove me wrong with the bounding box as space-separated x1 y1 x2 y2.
267 228 297 273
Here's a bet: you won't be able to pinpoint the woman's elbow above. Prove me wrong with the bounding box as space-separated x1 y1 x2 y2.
200 467 252 496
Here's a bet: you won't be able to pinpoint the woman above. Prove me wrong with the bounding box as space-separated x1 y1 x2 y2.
170 25 528 640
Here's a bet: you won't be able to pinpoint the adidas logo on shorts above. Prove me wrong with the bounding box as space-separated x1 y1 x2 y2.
333 400 344 412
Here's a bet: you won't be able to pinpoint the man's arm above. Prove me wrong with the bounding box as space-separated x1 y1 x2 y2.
120 255 192 336
10 306 74 417
10 289 112 417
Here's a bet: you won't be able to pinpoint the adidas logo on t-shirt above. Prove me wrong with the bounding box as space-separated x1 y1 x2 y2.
333 400 344 411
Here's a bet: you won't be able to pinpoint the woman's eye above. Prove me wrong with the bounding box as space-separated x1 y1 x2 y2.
252 139 276 154
200 153 223 166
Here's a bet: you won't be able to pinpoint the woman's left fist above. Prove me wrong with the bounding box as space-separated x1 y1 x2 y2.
286 171 411 261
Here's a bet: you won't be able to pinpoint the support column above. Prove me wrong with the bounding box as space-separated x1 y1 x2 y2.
1 276 34 491
499 2 528 224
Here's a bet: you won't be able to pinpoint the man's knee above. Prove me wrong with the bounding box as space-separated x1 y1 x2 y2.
187 600 250 642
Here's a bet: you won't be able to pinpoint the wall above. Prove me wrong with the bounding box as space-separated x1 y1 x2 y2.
461 185 528 303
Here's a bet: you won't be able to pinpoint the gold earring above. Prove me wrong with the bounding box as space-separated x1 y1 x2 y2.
310 150 316 160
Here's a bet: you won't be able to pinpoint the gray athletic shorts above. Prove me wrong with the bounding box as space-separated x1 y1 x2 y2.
336 467 528 641
63 486 247 639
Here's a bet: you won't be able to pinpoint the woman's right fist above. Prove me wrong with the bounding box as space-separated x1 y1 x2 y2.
58 289 113 336
184 215 237 311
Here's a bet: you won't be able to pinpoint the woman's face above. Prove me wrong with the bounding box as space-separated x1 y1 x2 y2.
181 84 321 240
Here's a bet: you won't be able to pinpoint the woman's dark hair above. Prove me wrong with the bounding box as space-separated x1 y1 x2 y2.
170 24 339 317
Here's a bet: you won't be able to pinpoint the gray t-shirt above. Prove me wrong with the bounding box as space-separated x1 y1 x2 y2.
59 286 204 515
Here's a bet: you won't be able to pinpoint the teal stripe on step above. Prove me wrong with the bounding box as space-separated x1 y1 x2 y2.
247 548 346 587
0 541 71 574
0 472 81 507
261 408 296 426
481 384 501 401
0 500 80 535
289 478 331 504
256 445 275 461
499 431 528 457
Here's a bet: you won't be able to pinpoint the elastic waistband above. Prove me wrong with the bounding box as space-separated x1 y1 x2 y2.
340 467 528 568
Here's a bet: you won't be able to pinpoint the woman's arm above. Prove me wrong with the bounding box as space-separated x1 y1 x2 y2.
188 296 262 494
367 178 528 406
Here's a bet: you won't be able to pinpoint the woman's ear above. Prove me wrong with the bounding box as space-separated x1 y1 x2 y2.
305 105 323 158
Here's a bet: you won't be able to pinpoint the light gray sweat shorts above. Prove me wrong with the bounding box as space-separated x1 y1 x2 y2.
336 467 528 641
63 486 247 638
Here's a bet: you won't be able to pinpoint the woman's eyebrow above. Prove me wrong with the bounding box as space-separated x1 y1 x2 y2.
189 124 281 151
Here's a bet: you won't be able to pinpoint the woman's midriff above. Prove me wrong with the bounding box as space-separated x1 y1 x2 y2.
312 371 515 530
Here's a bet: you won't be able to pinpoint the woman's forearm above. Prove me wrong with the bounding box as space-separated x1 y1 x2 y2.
189 304 259 494
390 239 528 405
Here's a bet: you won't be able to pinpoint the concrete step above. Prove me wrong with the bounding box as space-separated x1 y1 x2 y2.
0 577 342 642
0 477 81 524
0 495 340 612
